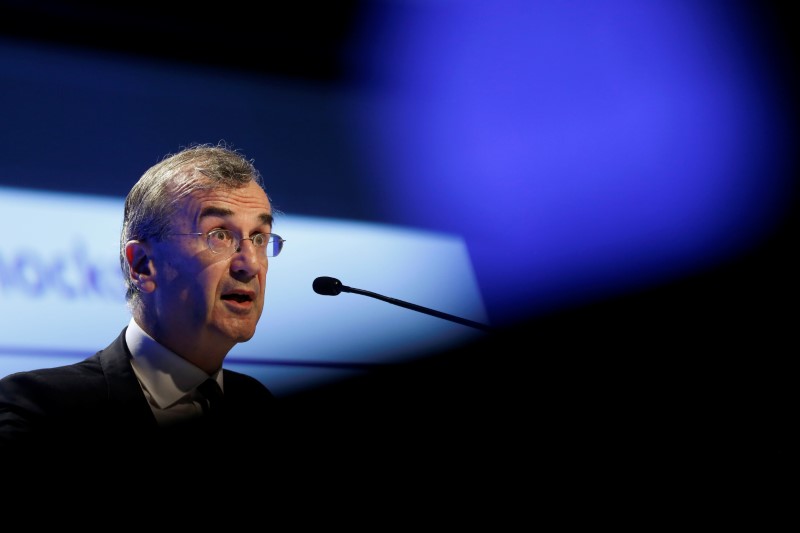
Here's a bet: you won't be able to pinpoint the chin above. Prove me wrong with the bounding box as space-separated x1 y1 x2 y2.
235 326 258 343
214 323 257 345
237 332 256 343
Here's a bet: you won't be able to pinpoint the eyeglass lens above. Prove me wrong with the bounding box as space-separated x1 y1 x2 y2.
207 230 283 257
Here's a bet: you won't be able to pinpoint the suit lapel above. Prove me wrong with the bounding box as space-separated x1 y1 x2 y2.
97 328 159 429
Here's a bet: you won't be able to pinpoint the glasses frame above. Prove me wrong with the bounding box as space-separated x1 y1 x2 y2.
170 229 285 257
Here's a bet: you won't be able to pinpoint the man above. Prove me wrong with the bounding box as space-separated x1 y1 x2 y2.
0 143 284 462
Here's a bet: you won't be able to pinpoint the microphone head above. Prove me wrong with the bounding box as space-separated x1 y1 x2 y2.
313 276 343 296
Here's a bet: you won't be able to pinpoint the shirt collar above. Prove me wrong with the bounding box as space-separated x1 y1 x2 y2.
126 318 223 409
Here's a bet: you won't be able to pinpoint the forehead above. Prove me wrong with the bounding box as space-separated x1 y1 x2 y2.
178 182 272 224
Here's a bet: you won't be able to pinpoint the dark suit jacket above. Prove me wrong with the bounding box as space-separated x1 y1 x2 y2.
0 328 278 468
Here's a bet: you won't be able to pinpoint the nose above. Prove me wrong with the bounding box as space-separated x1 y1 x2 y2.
230 237 263 276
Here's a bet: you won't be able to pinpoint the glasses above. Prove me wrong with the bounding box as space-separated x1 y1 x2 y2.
170 229 285 257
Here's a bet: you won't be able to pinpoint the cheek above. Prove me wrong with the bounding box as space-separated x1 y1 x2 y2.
156 245 205 281
174 260 225 303
202 265 228 296
157 261 181 286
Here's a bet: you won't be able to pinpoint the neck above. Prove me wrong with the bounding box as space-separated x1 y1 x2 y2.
133 315 231 375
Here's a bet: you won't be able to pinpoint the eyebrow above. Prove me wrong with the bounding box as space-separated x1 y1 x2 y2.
199 206 274 227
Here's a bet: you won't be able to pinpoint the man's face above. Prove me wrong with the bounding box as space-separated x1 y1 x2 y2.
146 180 273 360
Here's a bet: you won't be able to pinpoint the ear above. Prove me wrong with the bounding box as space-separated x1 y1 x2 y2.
125 240 157 293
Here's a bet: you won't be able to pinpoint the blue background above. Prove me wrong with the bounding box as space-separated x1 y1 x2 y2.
1 1 797 413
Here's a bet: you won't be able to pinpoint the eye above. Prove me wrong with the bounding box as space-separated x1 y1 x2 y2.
209 229 233 242
251 233 268 247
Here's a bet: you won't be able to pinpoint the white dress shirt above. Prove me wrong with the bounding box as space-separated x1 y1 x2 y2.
125 318 223 427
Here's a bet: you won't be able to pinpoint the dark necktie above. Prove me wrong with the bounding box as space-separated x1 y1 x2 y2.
197 379 225 418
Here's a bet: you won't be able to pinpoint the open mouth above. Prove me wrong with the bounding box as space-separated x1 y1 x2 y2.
221 293 253 304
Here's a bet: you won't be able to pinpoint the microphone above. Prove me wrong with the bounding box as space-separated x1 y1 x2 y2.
312 276 493 332
312 276 345 296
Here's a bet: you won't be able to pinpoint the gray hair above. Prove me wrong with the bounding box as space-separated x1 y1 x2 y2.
120 142 267 308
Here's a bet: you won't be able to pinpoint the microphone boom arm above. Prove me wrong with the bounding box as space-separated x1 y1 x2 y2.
342 284 493 333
